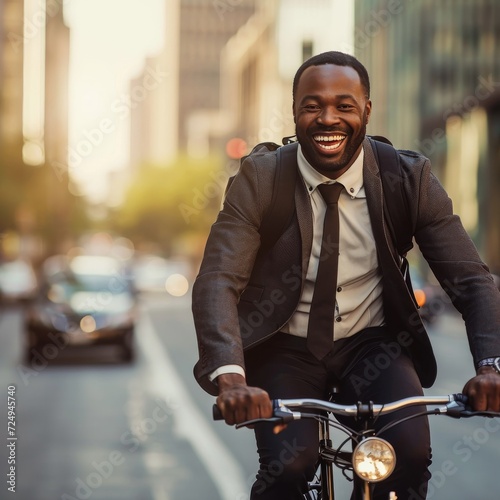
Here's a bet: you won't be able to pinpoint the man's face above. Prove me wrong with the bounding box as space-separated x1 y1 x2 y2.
293 64 371 179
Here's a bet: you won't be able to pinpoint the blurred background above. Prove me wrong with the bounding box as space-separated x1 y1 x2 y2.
1 1 499 499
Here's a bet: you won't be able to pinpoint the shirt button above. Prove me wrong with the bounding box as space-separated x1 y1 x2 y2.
349 187 354 193
336 316 342 322
337 286 342 292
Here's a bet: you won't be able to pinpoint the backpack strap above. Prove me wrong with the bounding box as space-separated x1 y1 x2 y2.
368 137 414 257
258 142 298 254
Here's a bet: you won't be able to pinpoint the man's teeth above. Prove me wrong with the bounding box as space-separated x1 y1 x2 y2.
314 135 345 142
314 135 345 150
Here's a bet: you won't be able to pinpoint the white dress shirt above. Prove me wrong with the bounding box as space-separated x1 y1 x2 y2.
209 144 385 382
281 144 385 340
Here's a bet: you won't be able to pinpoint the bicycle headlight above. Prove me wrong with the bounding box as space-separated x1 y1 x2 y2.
353 437 396 482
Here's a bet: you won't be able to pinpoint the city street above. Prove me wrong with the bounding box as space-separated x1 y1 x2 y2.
1 294 499 500
1 2 499 499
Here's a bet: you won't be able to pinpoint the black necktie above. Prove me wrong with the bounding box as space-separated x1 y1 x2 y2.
307 182 344 359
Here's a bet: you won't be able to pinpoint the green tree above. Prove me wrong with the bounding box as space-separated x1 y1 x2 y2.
113 155 237 252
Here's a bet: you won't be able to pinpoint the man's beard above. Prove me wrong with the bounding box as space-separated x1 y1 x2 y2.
296 118 368 175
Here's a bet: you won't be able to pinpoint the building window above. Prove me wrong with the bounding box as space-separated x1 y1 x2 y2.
302 40 314 62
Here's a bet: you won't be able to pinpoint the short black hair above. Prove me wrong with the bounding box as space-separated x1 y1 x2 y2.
292 51 370 102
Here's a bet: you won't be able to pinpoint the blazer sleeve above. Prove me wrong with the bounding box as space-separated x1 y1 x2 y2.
409 155 500 365
191 154 275 394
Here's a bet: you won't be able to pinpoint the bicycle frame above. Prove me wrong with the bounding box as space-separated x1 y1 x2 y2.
318 417 335 500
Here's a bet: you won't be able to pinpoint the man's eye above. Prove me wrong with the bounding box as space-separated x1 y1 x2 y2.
339 104 354 110
304 105 319 111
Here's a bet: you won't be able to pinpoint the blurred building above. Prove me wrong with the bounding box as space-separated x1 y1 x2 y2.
0 0 24 164
17 0 70 176
130 0 354 161
130 0 257 165
220 0 354 152
179 0 256 156
1 0 73 257
44 6 69 173
130 0 180 168
354 0 500 269
44 3 71 249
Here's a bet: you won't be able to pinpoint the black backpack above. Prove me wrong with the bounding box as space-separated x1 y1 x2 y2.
228 136 414 259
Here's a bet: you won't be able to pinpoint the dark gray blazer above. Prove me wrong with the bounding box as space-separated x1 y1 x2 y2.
192 137 500 395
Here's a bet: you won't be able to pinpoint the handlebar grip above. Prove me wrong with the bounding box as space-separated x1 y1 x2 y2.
212 404 224 421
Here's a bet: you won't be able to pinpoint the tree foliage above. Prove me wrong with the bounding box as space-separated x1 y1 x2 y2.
0 150 91 255
112 154 237 252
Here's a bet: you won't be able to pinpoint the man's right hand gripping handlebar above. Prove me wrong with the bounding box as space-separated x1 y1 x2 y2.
215 373 273 427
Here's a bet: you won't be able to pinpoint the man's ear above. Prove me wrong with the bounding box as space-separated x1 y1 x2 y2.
365 100 372 124
292 102 297 124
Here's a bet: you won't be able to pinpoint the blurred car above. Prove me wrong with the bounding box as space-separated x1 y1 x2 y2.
132 254 191 297
24 254 136 363
0 259 38 302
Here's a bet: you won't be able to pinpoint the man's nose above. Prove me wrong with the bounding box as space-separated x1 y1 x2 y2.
317 106 340 126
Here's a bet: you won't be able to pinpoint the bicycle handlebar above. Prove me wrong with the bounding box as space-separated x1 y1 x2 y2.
212 393 500 426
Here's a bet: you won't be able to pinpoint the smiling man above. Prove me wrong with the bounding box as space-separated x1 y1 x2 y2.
293 60 371 178
192 51 500 499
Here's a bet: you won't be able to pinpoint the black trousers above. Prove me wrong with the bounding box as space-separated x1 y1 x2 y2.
245 328 431 500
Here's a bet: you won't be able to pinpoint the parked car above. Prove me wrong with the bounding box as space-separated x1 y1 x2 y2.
0 259 38 302
24 254 136 363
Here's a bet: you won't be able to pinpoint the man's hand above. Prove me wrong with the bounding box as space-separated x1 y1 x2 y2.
215 373 273 426
462 366 500 412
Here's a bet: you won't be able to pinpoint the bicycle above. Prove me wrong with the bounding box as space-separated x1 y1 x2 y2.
213 393 500 499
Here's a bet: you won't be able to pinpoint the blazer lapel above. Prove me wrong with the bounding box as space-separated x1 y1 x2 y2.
295 174 313 283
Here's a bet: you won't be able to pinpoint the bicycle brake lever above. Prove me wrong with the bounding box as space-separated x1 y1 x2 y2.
234 406 297 429
443 394 471 418
445 401 468 418
274 408 296 423
235 416 285 429
445 401 500 419
444 394 500 418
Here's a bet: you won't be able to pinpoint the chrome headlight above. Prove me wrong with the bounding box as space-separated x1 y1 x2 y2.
353 437 396 482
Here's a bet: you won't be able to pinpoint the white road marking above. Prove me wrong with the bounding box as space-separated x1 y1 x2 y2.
137 310 249 500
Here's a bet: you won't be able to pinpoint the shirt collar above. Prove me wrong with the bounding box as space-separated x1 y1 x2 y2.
297 144 365 198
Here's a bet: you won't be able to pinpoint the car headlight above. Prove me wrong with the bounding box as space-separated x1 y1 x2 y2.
353 437 396 482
